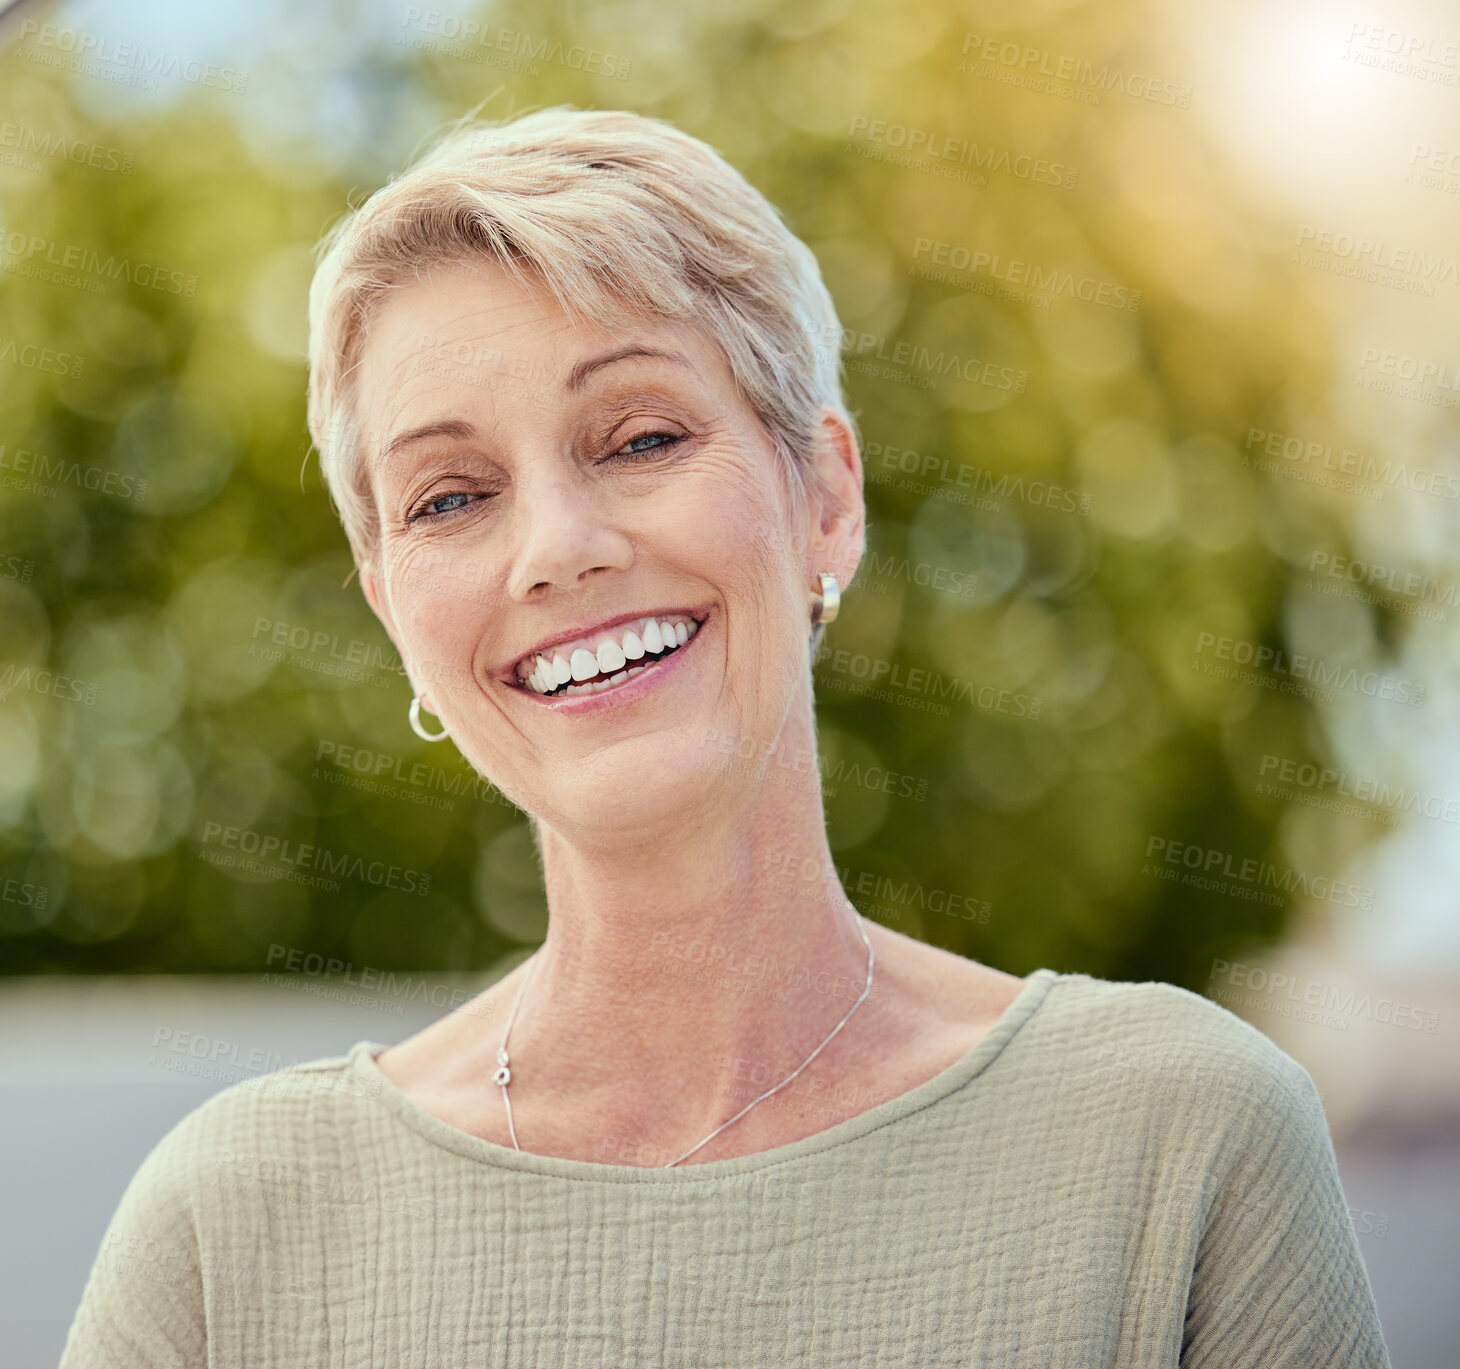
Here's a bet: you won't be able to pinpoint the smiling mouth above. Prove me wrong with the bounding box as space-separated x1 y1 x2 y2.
511 613 704 698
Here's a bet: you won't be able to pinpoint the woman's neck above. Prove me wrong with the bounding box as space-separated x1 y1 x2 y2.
517 762 877 1158
374 702 1009 1167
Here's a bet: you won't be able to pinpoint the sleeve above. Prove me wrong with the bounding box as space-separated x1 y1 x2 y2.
57 1120 208 1369
1179 1048 1392 1368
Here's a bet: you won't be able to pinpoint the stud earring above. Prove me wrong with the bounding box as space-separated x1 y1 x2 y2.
408 695 448 742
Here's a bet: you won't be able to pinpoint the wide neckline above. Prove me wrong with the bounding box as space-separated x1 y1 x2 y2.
348 966 1060 1183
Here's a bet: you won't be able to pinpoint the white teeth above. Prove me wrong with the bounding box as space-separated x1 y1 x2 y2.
516 614 702 693
564 681 593 696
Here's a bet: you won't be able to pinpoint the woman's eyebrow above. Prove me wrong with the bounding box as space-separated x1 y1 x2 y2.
376 418 479 473
566 345 692 392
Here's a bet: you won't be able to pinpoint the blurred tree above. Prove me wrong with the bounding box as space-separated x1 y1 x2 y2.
0 0 1408 992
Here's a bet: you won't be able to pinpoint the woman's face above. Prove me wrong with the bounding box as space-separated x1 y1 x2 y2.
353 261 861 842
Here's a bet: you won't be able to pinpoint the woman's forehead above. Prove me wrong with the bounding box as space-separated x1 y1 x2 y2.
360 268 713 401
364 284 720 436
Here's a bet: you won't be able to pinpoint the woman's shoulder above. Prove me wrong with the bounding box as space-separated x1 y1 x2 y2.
192 1040 380 1127
61 1046 393 1364
120 1043 386 1208
1033 969 1322 1124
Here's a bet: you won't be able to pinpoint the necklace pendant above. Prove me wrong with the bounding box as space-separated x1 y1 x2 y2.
492 1064 511 1087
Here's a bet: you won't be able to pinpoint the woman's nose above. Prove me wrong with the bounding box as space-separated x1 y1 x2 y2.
504 468 634 601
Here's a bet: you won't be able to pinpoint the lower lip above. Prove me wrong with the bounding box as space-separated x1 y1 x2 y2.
506 617 708 716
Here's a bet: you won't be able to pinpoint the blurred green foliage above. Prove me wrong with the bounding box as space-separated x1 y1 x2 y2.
0 0 1402 990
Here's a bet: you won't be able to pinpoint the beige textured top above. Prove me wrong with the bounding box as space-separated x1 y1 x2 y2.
59 968 1392 1367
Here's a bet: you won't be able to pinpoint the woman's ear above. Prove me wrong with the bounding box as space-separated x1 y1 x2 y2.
805 407 865 592
360 563 433 713
359 561 388 629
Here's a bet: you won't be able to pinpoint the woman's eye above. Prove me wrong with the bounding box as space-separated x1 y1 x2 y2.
407 434 681 521
609 431 684 462
408 490 481 523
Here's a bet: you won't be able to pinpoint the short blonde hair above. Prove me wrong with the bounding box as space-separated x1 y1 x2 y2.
306 103 856 571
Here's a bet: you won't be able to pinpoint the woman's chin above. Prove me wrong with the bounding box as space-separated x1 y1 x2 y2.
538 760 735 843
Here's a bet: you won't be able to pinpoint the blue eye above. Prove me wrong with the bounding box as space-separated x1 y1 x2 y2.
611 431 683 461
408 490 482 523
408 430 682 524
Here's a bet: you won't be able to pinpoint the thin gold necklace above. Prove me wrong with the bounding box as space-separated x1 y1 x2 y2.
492 912 875 1167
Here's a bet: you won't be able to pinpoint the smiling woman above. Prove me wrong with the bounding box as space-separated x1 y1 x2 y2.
59 104 1391 1367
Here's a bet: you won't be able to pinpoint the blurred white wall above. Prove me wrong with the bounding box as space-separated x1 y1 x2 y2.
0 970 491 1369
